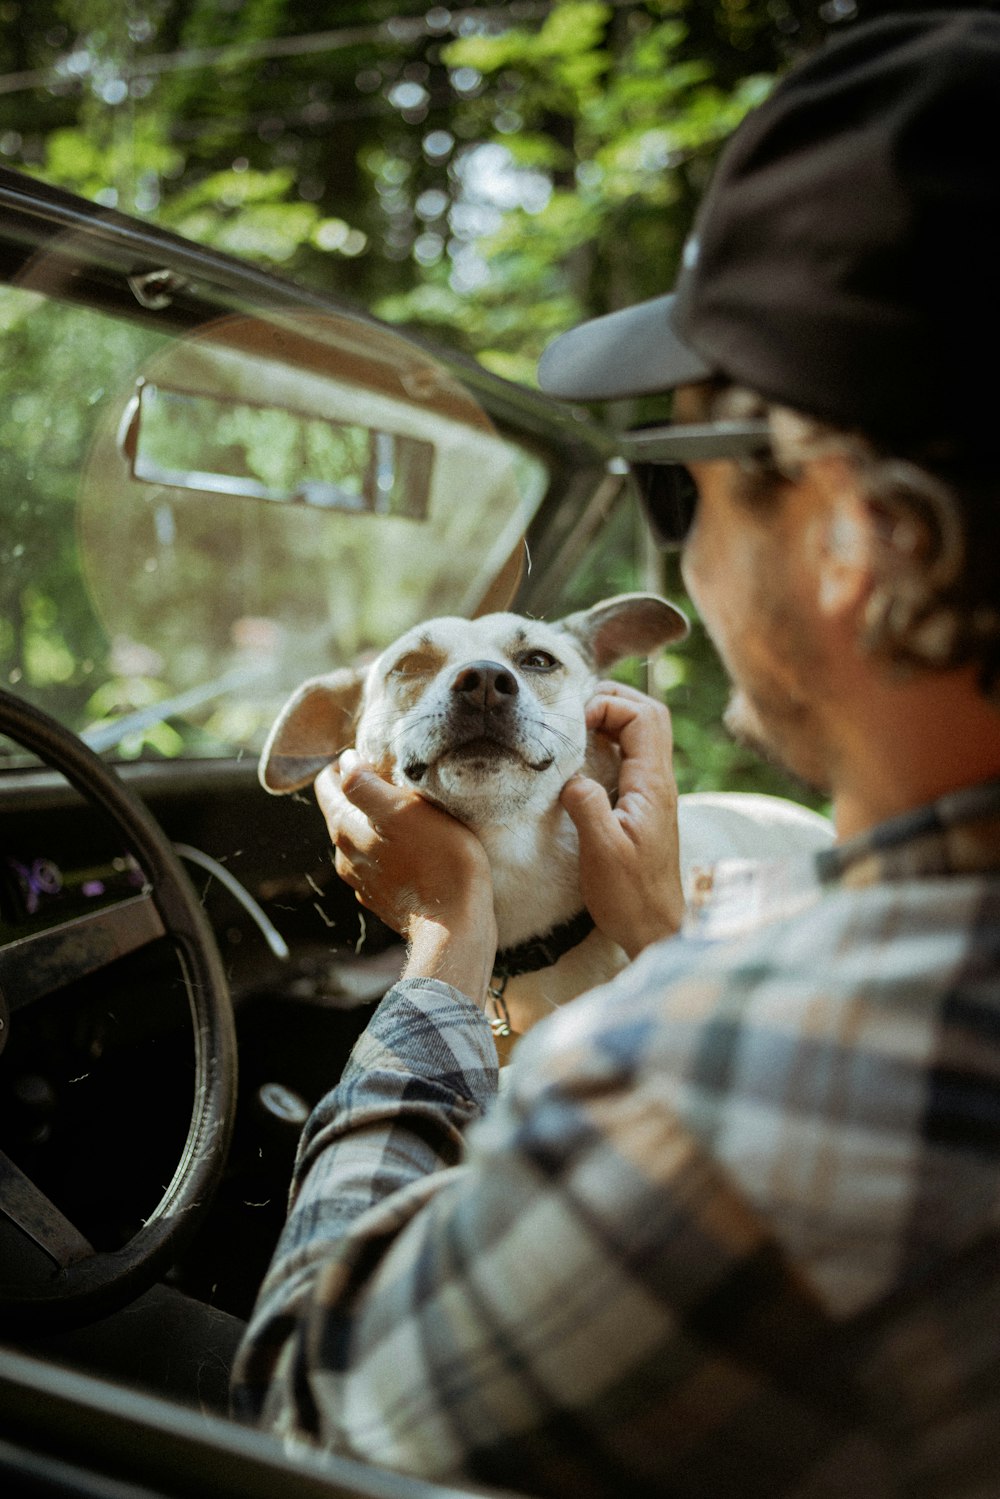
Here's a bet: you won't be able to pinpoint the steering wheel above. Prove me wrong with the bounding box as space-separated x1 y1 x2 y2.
0 691 237 1332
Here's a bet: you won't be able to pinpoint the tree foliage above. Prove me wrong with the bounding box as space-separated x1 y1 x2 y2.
2 0 960 797
2 0 937 347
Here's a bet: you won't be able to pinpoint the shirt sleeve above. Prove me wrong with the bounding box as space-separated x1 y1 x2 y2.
231 969 865 1496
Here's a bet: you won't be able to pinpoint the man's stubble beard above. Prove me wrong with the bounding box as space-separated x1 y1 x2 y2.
721 677 831 801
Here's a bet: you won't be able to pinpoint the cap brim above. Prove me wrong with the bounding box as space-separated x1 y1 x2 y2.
537 293 715 401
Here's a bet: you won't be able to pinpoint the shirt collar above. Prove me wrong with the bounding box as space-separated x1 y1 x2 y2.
817 777 1000 889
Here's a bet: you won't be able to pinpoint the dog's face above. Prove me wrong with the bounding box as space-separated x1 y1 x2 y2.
354 614 605 824
259 593 687 829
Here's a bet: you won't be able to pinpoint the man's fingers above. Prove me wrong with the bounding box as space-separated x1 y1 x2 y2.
585 689 674 772
560 775 617 848
585 683 671 736
588 679 650 705
315 766 375 845
333 846 360 888
315 753 409 832
336 751 411 824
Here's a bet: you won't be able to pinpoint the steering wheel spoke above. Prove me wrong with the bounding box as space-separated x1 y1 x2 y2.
0 688 236 1331
0 892 166 1015
0 1149 93 1268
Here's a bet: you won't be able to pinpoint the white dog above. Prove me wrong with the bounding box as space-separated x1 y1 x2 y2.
260 594 833 1050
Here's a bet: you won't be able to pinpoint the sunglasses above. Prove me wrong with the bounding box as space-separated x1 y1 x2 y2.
620 420 772 550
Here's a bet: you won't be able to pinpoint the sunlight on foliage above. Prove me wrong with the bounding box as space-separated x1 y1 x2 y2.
0 0 830 802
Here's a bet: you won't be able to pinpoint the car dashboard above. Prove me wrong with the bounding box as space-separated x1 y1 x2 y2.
1 754 404 1321
0 161 629 1497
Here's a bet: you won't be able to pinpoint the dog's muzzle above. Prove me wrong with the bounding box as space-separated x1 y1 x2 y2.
404 660 555 781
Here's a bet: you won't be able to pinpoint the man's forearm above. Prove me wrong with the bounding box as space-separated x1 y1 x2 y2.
232 978 498 1427
402 911 497 1005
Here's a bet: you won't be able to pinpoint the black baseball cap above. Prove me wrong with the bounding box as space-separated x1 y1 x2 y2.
538 10 1000 456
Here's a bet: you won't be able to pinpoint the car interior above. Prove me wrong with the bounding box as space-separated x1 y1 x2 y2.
3 151 1000 1499
0 163 638 1497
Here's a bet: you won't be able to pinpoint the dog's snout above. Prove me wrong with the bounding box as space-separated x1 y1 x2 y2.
451 660 519 711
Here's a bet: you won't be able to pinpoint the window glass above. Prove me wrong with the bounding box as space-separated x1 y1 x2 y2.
0 286 548 763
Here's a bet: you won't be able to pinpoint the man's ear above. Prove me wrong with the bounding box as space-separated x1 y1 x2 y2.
559 592 689 670
259 668 365 793
808 459 878 619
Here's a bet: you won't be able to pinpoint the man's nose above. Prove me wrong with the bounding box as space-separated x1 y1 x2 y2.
451 661 519 711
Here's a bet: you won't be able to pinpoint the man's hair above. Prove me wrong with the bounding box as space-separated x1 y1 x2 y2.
690 382 1000 705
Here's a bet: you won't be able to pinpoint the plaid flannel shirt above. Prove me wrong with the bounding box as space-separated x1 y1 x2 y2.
232 780 1000 1497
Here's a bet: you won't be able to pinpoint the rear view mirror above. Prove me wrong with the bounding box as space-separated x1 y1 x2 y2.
119 379 434 519
80 306 550 742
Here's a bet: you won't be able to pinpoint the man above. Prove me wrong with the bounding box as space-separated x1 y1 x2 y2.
233 13 1000 1495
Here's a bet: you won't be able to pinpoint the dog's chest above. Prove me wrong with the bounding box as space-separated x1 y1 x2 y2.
477 812 583 949
499 929 627 1047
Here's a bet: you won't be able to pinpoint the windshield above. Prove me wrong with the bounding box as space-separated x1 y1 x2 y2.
0 279 548 765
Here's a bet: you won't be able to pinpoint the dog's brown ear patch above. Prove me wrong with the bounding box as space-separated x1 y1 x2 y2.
259 668 365 793
560 592 688 670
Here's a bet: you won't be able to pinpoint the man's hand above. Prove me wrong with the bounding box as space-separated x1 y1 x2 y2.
315 751 498 1003
560 682 685 959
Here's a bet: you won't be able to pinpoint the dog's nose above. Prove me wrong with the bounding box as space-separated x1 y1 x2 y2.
451 660 519 711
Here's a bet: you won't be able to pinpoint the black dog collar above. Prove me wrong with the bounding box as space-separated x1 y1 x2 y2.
492 907 596 982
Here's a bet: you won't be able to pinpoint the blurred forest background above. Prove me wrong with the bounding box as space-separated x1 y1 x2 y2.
1 0 973 800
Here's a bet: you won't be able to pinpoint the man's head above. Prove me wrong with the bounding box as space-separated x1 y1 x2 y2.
538 11 1000 809
673 379 1000 756
539 10 1000 453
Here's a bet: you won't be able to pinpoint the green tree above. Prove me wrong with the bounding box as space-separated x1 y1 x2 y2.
375 2 773 384
2 0 932 798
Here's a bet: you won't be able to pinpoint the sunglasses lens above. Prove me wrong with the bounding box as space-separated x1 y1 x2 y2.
632 463 698 550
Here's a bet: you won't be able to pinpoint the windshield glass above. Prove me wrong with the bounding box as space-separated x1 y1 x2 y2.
0 279 548 765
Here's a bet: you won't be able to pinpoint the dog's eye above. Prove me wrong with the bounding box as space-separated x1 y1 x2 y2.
516 649 560 673
389 650 438 679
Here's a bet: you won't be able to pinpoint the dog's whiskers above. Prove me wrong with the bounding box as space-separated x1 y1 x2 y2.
541 726 578 753
523 724 578 770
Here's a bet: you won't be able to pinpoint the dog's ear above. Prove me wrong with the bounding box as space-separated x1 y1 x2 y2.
259 668 365 793
559 592 688 670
